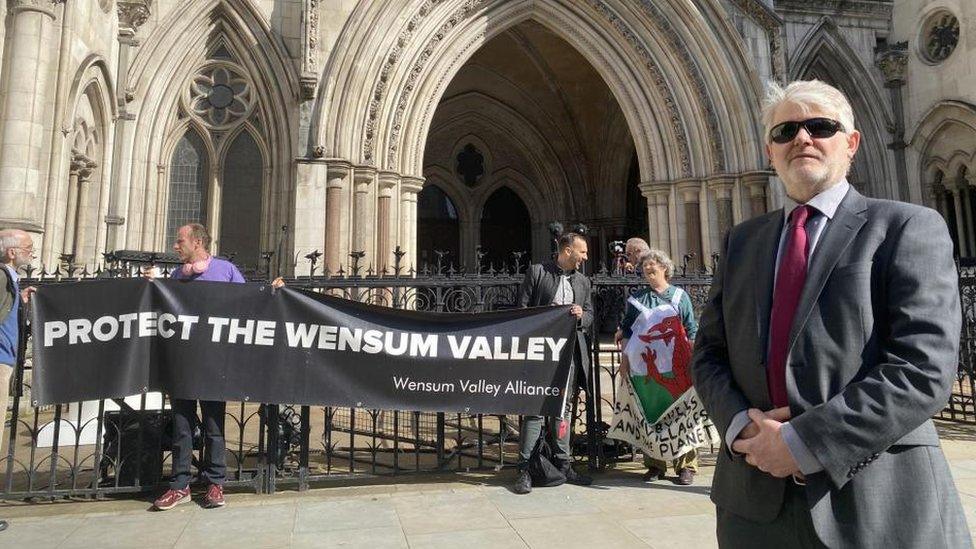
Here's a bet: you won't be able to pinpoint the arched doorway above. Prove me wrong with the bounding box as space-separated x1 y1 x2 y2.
416 184 461 269
421 19 637 268
316 0 768 273
480 186 531 270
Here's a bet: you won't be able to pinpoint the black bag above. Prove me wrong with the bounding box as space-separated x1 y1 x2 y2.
527 431 566 487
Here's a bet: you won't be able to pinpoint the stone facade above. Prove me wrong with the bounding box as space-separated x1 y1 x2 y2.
0 0 969 274
891 0 976 257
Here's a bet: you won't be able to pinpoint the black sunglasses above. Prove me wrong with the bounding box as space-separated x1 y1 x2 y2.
769 117 844 144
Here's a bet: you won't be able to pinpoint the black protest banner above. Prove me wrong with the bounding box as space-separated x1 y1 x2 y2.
31 279 576 415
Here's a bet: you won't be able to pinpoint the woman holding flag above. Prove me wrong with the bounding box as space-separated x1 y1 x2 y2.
616 249 700 485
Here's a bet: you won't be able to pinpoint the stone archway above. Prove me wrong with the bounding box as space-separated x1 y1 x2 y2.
123 0 297 268
791 18 897 199
311 0 767 273
912 101 976 257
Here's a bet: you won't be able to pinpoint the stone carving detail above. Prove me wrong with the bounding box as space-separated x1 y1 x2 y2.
726 0 786 82
117 0 152 30
776 0 891 17
301 0 319 100
364 0 449 164
385 0 488 167
365 0 739 176
875 41 908 86
632 0 724 172
365 0 684 177
584 0 691 176
185 62 255 130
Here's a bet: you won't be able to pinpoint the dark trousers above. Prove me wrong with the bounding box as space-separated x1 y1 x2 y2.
717 482 826 549
169 398 227 489
517 364 578 468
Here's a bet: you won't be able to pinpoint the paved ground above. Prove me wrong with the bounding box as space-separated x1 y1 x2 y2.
1 424 975 548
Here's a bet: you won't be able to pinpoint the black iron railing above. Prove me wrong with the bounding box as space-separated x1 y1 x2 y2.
3 248 973 502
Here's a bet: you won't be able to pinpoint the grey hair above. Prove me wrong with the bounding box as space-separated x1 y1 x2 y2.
761 79 856 143
638 248 674 280
0 229 23 257
625 237 650 252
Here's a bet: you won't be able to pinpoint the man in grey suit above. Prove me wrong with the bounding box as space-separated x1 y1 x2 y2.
512 232 594 494
693 79 971 548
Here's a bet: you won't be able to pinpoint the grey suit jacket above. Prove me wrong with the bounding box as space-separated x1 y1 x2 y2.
517 262 593 380
692 187 971 548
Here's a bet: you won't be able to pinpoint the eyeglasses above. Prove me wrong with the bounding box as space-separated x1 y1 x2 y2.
768 117 844 144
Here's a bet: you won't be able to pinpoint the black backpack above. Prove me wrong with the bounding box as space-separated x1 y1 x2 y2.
527 431 566 487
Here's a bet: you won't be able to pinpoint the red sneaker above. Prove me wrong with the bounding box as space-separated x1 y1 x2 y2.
153 488 190 511
203 484 225 508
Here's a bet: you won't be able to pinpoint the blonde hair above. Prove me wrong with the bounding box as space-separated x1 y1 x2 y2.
761 80 855 143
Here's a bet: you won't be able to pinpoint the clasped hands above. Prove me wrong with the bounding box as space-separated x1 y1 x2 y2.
730 407 803 479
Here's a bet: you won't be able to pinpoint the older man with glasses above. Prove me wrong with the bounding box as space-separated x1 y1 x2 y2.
0 229 37 533
693 80 971 547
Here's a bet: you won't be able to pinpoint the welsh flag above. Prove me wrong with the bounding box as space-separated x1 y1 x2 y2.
608 294 718 460
624 296 694 422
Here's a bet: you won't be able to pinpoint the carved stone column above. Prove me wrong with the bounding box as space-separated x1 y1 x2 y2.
963 182 976 257
399 177 424 273
0 0 58 233
324 159 351 273
72 157 97 263
930 183 946 218
741 172 770 218
950 184 968 256
300 0 320 101
875 41 910 200
678 182 703 271
638 183 657 252
352 166 376 263
63 153 96 259
652 188 671 253
376 171 399 274
105 1 152 251
708 177 736 240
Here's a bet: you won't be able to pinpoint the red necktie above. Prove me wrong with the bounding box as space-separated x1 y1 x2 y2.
767 205 813 408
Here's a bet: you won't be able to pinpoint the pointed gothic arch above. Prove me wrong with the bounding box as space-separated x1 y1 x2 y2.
790 17 896 198
123 0 297 261
315 0 766 181
43 57 117 266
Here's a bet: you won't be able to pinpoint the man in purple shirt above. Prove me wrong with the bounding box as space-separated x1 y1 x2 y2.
153 223 243 511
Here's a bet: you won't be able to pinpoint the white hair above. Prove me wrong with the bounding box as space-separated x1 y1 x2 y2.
625 237 649 252
761 80 856 143
0 229 22 257
639 249 675 280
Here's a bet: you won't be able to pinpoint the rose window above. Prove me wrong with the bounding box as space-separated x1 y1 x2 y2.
188 64 254 129
921 11 960 63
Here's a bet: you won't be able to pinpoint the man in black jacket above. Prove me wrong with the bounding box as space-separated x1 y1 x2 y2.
513 232 593 494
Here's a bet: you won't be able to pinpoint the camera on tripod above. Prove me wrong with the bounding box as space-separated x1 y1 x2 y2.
608 240 627 275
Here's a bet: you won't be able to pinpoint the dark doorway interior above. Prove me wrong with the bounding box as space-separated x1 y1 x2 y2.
480 186 532 270
417 184 461 269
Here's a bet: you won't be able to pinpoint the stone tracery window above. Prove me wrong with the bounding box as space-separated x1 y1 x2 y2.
166 130 209 246
186 63 254 129
920 11 960 64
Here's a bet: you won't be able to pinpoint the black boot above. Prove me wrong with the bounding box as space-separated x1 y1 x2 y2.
513 467 532 494
562 464 592 486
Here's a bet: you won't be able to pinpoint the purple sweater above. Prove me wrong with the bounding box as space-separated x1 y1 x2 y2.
169 257 245 283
